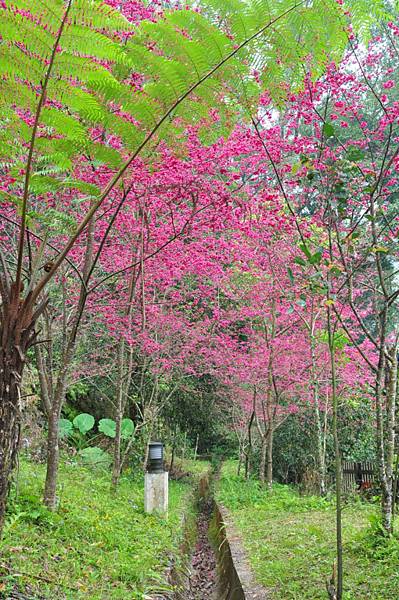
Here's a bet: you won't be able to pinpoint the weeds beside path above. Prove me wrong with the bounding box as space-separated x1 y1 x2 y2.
217 461 399 600
0 457 207 600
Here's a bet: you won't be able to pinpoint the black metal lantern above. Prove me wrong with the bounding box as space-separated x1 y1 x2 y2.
147 441 164 473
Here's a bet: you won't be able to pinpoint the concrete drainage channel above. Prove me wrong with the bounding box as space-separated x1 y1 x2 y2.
155 469 268 600
213 503 269 600
185 493 218 599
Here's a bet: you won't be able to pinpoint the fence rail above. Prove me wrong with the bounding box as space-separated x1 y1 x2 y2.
342 461 376 493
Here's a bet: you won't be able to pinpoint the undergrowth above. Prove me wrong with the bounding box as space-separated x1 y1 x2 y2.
217 460 399 600
0 456 207 600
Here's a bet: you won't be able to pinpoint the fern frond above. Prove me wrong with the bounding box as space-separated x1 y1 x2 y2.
41 108 87 145
0 0 389 233
0 11 57 57
70 0 131 32
0 79 39 112
90 143 123 169
0 45 45 85
61 26 127 64
121 99 162 128
6 0 65 31
29 174 62 194
351 0 393 42
34 138 75 171
165 10 234 64
60 179 101 197
106 113 146 151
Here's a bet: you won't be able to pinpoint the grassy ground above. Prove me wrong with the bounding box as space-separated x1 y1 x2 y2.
0 456 209 600
217 461 399 600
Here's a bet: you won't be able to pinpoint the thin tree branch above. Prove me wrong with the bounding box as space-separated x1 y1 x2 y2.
15 0 73 289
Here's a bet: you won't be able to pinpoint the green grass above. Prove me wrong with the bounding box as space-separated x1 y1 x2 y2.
217 461 399 600
178 458 212 476
0 457 208 600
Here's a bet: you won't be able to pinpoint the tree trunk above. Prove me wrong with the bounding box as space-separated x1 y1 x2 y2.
245 410 255 480
264 328 275 491
143 438 150 472
43 374 67 509
369 193 394 534
383 343 398 533
391 453 399 526
111 411 122 490
111 245 139 490
41 217 95 508
0 352 23 531
310 333 326 495
43 408 60 509
259 434 267 484
374 322 392 533
266 427 273 490
0 284 38 534
170 430 177 473
315 399 327 495
111 338 125 490
111 338 136 490
111 376 123 491
327 304 343 600
143 420 154 472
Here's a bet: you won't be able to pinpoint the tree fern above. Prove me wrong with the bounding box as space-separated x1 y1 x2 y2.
351 0 393 42
0 0 393 284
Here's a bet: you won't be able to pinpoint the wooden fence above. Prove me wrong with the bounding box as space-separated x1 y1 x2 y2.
342 461 376 493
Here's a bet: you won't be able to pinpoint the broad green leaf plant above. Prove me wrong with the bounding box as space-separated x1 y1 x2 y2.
58 412 134 467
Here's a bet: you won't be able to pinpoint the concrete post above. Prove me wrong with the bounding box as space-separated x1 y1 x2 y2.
144 471 168 515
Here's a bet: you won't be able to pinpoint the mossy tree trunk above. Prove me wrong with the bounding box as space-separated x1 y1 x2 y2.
0 281 42 533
